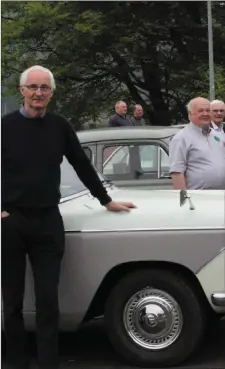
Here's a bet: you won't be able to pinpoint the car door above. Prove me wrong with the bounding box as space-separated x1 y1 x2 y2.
99 140 173 189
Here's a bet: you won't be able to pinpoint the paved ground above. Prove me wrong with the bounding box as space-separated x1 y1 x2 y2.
2 318 225 368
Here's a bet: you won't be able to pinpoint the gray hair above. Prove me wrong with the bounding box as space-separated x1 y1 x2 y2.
210 99 225 106
115 100 126 109
20 65 56 89
186 99 195 113
186 97 210 113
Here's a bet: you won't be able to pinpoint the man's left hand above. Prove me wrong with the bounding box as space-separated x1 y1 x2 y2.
105 201 137 212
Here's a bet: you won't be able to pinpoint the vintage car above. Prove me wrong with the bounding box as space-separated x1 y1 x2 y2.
1 158 225 368
77 125 185 189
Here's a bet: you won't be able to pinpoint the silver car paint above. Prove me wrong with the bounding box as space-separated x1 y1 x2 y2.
19 228 224 331
196 249 225 313
77 126 183 144
62 189 225 231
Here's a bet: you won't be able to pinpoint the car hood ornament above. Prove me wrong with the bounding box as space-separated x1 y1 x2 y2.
180 190 195 210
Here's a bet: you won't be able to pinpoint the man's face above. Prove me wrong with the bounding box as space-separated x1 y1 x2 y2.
19 70 53 111
134 105 143 118
189 101 211 127
117 102 127 115
211 103 225 125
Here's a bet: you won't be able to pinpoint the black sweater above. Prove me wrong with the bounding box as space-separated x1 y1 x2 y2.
1 111 112 210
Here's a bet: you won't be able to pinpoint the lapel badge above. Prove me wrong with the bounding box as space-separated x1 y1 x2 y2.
214 135 221 142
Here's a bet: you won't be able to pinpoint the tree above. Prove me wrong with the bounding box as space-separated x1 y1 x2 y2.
2 1 225 126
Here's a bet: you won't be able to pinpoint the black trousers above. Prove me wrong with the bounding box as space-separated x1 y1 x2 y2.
1 206 65 369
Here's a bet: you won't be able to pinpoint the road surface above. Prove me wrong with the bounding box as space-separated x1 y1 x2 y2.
2 317 225 368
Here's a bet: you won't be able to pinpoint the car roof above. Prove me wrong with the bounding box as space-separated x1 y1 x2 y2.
77 125 186 143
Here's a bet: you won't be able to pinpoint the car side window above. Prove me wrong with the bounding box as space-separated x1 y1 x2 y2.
139 145 169 173
102 143 169 180
139 145 158 171
103 145 131 177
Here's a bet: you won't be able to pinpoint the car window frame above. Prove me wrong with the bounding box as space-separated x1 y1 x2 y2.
81 143 97 166
99 139 170 181
83 146 92 161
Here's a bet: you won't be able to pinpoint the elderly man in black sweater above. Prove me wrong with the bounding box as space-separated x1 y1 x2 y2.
1 65 136 369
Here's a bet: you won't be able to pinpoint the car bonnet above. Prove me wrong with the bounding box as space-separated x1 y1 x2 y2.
59 189 225 232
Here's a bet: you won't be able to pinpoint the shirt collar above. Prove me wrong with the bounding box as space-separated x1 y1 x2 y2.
19 106 45 118
189 122 211 135
211 121 223 131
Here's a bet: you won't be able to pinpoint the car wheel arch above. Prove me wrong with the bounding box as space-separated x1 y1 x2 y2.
83 260 213 322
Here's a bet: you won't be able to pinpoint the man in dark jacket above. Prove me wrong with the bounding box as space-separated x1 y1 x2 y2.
108 100 131 126
1 65 136 369
130 104 146 126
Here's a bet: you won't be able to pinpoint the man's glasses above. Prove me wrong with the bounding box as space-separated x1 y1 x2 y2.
212 109 225 113
22 84 52 92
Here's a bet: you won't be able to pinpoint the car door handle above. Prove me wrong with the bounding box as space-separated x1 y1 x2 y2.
160 173 171 179
135 170 171 180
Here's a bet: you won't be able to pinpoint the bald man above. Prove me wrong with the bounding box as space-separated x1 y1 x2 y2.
210 99 225 136
169 97 225 190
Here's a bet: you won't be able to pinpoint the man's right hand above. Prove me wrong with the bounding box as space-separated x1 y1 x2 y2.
1 211 9 218
171 173 187 190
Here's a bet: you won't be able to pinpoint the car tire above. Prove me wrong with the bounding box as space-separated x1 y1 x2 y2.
104 268 207 368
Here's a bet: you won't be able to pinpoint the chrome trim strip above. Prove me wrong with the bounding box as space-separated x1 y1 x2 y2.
80 226 224 233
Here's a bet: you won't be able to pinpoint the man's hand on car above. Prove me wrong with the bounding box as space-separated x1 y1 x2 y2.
105 201 137 212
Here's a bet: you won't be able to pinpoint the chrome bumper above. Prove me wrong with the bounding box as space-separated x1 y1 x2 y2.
211 292 225 307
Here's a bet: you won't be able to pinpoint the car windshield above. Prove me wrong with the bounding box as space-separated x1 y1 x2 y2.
60 156 106 198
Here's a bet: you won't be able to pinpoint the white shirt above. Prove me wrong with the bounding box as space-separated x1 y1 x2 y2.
169 122 225 189
211 121 225 137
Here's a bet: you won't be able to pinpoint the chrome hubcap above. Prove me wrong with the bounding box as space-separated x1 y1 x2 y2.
123 288 183 350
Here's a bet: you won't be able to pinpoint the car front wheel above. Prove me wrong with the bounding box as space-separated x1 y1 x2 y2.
104 268 207 367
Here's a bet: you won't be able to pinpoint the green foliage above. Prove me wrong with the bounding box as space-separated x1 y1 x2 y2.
1 1 225 126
